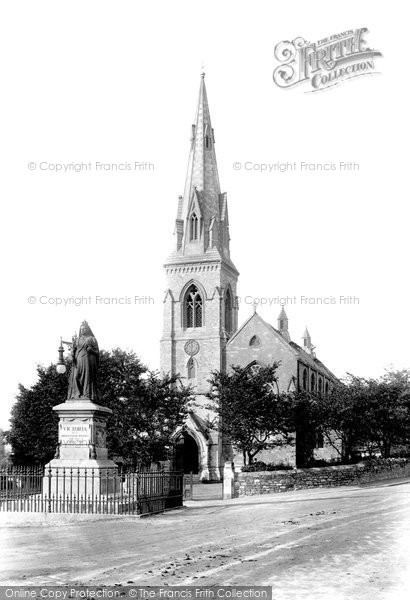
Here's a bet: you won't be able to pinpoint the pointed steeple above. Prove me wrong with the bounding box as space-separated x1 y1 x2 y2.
302 327 312 352
277 307 290 342
181 72 220 213
172 73 236 269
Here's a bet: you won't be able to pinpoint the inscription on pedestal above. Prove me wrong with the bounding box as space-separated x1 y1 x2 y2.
59 421 91 446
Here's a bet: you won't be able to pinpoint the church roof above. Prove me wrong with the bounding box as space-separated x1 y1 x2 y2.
289 341 337 380
228 311 337 381
226 311 260 345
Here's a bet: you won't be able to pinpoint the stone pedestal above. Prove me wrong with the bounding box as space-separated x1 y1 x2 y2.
44 399 118 499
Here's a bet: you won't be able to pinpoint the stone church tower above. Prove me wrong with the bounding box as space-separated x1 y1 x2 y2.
160 74 239 481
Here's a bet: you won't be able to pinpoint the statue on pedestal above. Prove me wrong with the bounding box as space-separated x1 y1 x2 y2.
67 321 99 401
48 321 116 500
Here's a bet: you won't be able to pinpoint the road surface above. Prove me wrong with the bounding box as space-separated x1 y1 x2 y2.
1 478 410 599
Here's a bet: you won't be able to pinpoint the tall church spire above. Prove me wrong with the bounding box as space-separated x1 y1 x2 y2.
181 72 220 211
161 74 239 481
173 73 235 268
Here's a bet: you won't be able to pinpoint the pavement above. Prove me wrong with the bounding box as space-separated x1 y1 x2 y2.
1 478 410 599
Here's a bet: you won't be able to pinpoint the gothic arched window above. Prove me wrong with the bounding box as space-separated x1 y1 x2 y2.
185 284 203 328
302 368 308 391
187 358 196 379
325 381 329 396
249 335 261 347
311 373 316 391
225 288 233 334
190 213 199 241
318 378 323 394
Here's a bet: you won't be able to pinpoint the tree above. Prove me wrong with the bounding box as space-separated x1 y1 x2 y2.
315 370 410 461
99 349 193 466
307 377 369 463
207 364 293 465
7 365 66 465
0 428 10 465
290 390 323 466
362 370 410 457
6 348 193 466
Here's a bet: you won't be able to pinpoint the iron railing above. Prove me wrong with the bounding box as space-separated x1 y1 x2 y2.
0 466 183 515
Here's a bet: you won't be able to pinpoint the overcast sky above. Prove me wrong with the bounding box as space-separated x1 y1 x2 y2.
1 1 408 430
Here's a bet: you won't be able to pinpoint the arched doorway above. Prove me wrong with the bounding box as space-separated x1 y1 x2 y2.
175 431 199 474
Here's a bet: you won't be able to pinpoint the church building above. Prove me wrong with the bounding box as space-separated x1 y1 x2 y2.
226 309 339 467
161 74 338 480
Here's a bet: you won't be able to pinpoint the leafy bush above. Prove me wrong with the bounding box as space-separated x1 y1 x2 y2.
241 461 294 472
363 457 408 468
303 458 352 468
389 446 410 459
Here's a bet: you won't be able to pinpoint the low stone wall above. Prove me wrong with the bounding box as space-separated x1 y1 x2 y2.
235 459 410 497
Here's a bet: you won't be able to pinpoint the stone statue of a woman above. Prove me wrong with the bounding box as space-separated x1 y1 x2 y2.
67 321 99 401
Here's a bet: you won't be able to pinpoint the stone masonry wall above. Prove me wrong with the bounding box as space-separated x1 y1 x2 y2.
235 459 410 496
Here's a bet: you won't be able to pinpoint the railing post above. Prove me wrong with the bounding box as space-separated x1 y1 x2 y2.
119 467 124 514
48 466 52 512
161 469 165 512
84 467 87 514
62 468 66 513
77 468 80 513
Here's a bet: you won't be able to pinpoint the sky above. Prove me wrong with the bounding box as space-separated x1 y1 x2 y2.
1 1 409 430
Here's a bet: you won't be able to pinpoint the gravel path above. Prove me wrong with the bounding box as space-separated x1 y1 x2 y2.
1 478 410 599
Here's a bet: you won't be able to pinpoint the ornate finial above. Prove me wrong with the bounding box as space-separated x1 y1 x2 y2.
253 299 258 314
201 62 205 78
